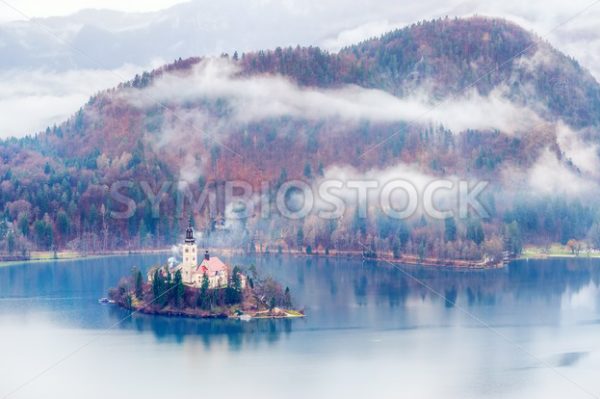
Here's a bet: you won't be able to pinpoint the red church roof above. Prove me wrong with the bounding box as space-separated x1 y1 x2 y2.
196 256 228 276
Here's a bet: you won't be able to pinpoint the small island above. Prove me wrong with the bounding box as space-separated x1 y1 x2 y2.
108 219 303 320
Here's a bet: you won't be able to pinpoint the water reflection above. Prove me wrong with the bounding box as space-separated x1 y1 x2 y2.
3 255 600 399
0 255 166 299
239 255 600 308
111 305 294 349
1 255 599 345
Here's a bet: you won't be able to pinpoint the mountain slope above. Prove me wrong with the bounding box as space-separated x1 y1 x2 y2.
1 16 599 257
26 17 600 184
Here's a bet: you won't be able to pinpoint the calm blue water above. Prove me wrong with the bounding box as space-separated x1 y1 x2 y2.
1 255 600 399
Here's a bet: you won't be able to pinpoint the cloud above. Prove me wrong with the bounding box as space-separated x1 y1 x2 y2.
0 63 162 138
0 0 187 21
5 0 600 80
525 148 598 197
123 58 544 136
2 0 600 143
320 163 457 214
297 162 495 224
321 20 404 51
555 122 600 178
119 57 558 190
466 0 600 81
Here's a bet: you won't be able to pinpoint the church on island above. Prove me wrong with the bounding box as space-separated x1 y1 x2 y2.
149 219 244 290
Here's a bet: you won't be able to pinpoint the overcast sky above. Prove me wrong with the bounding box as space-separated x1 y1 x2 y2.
0 0 187 21
1 0 599 138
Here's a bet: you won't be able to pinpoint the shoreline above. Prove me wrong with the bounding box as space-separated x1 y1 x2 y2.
0 249 172 267
1 247 502 269
119 303 305 320
8 243 599 270
519 244 600 261
236 248 506 270
0 247 504 269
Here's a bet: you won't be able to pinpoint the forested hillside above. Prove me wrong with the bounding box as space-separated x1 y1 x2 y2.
1 16 600 261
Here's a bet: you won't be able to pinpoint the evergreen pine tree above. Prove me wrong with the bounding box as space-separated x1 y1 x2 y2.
134 269 144 299
284 287 292 308
174 269 185 308
197 272 210 310
7 231 15 254
444 217 457 242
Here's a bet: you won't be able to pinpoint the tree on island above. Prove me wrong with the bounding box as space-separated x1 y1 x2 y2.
248 264 258 280
253 276 292 311
165 269 172 286
134 268 144 299
174 269 185 308
124 293 133 310
109 263 299 318
225 266 244 304
151 268 171 307
231 266 242 291
196 272 211 310
284 287 292 308
152 269 162 300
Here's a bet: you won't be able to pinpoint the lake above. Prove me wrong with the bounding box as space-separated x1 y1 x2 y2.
1 254 600 399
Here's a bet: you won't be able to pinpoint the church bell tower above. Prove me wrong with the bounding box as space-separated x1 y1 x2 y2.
182 215 197 275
